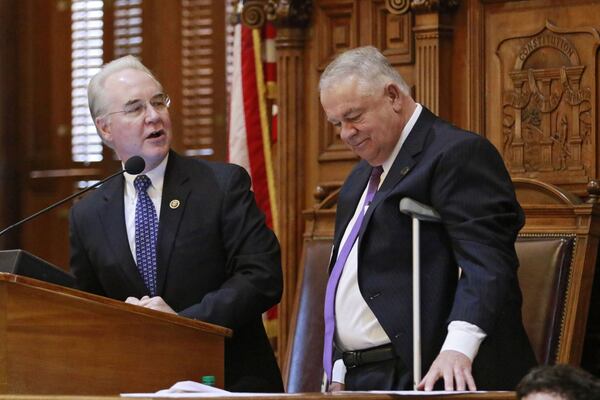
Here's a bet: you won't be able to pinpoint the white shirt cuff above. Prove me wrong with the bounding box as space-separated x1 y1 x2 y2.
332 359 347 384
440 320 487 361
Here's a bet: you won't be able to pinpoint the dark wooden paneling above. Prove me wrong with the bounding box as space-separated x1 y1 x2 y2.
0 0 20 249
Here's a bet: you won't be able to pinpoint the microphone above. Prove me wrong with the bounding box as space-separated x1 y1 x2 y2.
0 156 145 238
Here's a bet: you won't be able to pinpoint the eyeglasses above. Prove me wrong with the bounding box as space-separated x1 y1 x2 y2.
103 94 171 119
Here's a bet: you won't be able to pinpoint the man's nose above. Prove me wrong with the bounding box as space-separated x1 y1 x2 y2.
144 103 161 123
339 122 356 141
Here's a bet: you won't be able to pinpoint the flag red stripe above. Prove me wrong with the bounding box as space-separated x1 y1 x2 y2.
241 25 273 228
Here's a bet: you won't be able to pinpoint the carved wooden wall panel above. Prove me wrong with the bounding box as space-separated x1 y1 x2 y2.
484 1 600 195
315 1 359 163
370 1 413 65
414 13 452 119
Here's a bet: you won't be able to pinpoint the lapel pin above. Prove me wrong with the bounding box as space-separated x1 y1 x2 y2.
169 199 180 209
400 166 411 176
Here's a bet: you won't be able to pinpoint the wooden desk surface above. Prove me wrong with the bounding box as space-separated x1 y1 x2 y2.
0 392 516 400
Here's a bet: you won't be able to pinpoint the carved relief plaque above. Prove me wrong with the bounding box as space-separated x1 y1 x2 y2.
496 21 600 185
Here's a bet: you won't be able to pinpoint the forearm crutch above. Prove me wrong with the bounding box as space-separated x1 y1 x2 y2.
399 198 441 389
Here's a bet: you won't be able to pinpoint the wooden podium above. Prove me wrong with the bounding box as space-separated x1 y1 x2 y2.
0 272 231 395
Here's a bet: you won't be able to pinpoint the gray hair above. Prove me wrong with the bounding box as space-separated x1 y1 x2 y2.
87 55 162 121
319 46 410 96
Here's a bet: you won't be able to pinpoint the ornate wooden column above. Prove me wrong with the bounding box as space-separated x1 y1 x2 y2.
239 0 311 361
409 0 458 120
270 0 311 361
0 0 20 249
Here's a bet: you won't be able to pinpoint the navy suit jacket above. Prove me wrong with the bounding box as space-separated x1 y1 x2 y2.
70 151 283 392
332 108 536 389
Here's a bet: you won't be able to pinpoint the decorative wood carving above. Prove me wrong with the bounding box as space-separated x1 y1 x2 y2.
586 180 600 205
239 0 313 28
413 9 454 119
268 0 312 27
496 20 600 187
385 0 460 15
314 182 343 203
315 1 357 71
410 0 459 14
385 0 411 15
373 1 413 65
241 0 268 28
316 1 359 162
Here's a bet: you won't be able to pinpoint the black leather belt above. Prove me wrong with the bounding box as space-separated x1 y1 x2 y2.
342 344 396 368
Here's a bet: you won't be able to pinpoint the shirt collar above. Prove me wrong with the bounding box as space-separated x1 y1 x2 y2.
123 153 169 192
381 103 423 178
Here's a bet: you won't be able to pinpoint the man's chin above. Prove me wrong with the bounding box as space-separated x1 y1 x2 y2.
357 152 380 166
141 149 169 170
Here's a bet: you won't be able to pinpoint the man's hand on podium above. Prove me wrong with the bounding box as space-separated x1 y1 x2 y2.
126 295 176 314
328 382 344 392
417 350 476 391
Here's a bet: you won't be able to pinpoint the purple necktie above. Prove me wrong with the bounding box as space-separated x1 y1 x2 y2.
134 175 158 296
323 166 383 384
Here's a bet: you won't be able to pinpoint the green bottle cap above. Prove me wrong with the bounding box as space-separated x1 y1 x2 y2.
201 375 216 386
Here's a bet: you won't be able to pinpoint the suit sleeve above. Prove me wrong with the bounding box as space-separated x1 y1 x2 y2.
178 166 283 329
430 135 524 334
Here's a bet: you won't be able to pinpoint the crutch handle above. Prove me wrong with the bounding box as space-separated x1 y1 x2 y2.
399 198 441 222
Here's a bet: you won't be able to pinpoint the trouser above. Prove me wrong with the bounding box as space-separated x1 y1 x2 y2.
344 354 411 390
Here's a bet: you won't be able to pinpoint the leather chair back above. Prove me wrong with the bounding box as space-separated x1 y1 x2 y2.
284 238 331 393
516 235 575 365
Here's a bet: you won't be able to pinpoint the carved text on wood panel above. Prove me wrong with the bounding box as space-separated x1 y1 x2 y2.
497 21 600 184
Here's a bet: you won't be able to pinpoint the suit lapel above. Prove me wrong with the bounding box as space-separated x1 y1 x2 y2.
97 175 148 294
333 163 371 250
359 107 436 237
156 152 191 295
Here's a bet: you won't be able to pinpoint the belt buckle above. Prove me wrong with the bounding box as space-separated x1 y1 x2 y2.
344 350 359 368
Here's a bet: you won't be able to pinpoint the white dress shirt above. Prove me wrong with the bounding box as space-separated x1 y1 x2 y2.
123 154 168 263
331 104 486 383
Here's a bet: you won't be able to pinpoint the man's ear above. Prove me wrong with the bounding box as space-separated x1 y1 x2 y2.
385 83 404 113
95 116 113 145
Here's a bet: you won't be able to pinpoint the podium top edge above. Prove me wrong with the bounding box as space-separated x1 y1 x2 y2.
0 272 232 338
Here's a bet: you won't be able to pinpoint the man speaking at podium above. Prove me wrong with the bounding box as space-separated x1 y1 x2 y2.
69 56 283 392
320 47 536 392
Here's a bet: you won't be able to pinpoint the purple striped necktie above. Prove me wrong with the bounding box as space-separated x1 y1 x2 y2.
323 165 383 384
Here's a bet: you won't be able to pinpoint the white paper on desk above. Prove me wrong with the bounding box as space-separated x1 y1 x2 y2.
121 380 303 398
121 380 229 397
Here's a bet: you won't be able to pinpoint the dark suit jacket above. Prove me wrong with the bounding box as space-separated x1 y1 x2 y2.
332 108 536 390
70 150 284 392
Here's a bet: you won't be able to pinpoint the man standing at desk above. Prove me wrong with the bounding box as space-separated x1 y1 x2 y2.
69 55 283 392
320 46 536 391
